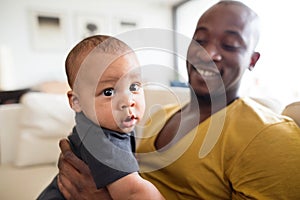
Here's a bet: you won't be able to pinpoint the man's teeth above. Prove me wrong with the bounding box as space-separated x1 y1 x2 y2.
196 69 218 77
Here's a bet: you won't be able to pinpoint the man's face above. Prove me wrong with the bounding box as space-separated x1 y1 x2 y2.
77 53 145 133
186 3 259 99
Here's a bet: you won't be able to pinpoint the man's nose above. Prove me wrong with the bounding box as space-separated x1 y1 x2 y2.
198 43 222 62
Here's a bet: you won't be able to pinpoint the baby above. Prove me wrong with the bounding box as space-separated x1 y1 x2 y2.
37 35 164 199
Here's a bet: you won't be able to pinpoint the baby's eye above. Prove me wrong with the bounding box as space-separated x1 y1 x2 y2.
129 83 141 92
103 88 115 96
195 39 206 46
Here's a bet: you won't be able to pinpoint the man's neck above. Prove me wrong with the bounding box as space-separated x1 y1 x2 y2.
186 91 238 123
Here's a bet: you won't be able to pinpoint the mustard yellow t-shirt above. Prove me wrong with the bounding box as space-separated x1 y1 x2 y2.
136 97 300 199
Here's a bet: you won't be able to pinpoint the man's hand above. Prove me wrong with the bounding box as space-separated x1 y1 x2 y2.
57 138 112 200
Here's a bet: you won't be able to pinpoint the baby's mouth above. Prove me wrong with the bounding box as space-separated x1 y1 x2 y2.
125 115 135 122
121 115 137 128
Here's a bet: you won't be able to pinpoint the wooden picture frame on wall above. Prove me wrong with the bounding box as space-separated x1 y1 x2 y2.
75 14 109 41
112 16 139 35
29 9 68 51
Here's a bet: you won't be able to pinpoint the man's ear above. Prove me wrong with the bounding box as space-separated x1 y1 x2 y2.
67 90 82 112
248 52 260 71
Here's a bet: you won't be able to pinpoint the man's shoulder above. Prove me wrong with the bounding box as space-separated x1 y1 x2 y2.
232 97 288 125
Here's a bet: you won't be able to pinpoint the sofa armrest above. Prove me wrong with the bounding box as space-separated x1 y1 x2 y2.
0 104 23 164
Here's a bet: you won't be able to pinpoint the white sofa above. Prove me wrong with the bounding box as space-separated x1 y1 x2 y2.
0 86 190 200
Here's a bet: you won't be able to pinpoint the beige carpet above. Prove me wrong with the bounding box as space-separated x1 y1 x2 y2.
0 164 57 200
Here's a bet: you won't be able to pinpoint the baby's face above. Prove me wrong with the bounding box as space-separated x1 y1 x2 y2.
77 52 145 133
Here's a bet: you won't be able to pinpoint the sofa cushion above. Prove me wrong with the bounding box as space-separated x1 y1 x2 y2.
14 92 75 166
19 92 75 138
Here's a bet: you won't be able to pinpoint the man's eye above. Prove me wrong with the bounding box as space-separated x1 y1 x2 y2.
103 88 114 96
222 44 240 51
129 83 141 92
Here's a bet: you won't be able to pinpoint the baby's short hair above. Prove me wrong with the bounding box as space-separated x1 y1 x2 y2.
65 35 133 88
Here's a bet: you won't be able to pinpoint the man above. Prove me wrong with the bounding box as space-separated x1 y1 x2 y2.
57 1 300 199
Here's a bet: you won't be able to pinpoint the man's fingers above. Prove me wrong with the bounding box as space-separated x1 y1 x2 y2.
59 138 90 175
58 174 83 200
59 138 72 154
57 140 111 200
58 153 81 184
57 174 72 200
58 138 95 196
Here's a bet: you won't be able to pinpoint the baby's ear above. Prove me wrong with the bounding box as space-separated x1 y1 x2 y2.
67 90 82 112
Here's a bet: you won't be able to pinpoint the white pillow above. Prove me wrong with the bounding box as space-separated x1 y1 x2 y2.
19 92 75 138
14 92 75 166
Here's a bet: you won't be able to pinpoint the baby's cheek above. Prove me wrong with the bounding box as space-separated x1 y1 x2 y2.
95 105 114 126
137 95 146 115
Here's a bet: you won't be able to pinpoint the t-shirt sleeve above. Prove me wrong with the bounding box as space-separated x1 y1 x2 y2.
81 145 138 188
78 129 139 189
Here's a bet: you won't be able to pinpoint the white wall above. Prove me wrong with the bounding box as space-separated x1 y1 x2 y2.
0 0 174 90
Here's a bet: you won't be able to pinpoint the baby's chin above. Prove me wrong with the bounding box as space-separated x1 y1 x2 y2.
119 126 135 134
103 126 135 134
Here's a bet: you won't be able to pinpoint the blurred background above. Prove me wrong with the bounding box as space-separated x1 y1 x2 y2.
0 0 299 106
